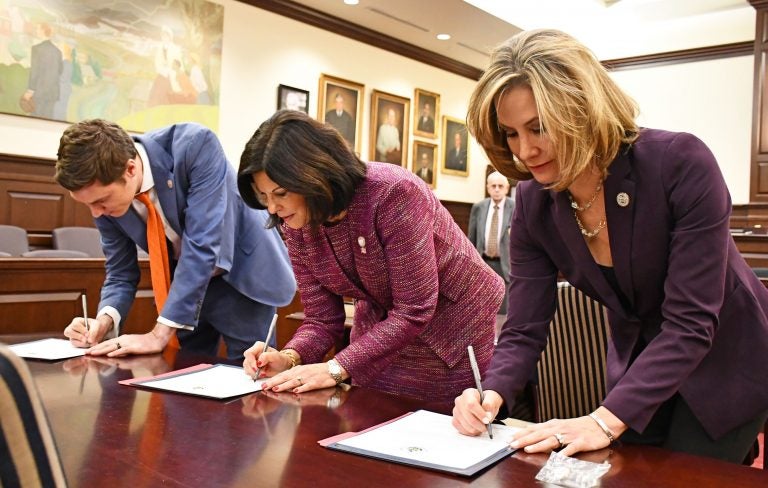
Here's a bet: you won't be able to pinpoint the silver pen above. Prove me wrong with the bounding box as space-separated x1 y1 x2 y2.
254 314 278 382
468 345 493 439
82 294 89 332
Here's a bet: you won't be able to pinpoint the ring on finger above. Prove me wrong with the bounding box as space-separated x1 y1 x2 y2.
553 433 565 449
115 342 121 350
296 376 303 386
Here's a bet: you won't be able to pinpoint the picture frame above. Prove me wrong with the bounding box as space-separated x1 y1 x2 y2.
412 88 440 139
277 84 309 113
318 74 365 153
412 141 438 189
370 90 410 166
441 115 470 176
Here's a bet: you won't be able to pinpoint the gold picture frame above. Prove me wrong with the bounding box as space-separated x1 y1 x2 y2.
412 88 440 139
318 74 365 153
369 90 410 166
441 115 469 177
412 140 438 189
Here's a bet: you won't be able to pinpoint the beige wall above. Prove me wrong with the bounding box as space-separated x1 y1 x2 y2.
0 0 755 203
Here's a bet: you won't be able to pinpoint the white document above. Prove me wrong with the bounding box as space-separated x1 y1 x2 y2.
335 409 520 472
131 364 266 399
9 338 87 360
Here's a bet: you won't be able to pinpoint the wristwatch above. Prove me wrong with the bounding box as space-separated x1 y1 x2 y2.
327 359 344 385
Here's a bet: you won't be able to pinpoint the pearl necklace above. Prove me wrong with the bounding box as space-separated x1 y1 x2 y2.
574 211 606 239
567 182 602 212
568 179 606 239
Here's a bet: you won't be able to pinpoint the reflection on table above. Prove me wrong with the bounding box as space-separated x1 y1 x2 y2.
4 334 766 488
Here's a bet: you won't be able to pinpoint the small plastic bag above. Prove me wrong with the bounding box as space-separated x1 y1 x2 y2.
535 451 611 488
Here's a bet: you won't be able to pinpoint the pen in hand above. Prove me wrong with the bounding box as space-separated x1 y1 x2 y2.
81 294 89 342
467 345 493 439
254 314 278 382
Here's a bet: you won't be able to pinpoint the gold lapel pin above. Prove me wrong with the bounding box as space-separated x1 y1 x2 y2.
357 236 367 254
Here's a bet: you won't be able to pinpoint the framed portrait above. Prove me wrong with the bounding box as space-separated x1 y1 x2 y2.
318 74 364 153
370 90 410 166
277 84 309 113
412 88 440 139
412 141 438 189
441 115 470 176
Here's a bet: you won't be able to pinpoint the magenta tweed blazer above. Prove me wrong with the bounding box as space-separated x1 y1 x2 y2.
283 162 503 401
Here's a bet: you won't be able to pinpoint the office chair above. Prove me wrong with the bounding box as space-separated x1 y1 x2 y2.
52 227 105 258
535 282 610 422
0 344 68 487
0 224 29 256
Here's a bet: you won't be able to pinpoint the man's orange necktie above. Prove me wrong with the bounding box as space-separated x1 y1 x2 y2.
135 192 179 349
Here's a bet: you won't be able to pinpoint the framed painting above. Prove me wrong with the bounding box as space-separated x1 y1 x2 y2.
412 88 439 139
412 140 438 189
370 90 410 166
441 115 469 176
318 74 364 153
277 84 309 113
0 0 224 132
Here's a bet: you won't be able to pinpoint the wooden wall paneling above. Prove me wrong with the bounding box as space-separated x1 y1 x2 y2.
440 200 473 235
753 6 768 200
0 259 155 336
0 153 95 234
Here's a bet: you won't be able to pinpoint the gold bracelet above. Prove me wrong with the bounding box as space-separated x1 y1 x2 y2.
279 349 299 369
589 412 616 442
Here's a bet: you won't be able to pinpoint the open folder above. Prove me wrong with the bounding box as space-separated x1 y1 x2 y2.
120 363 266 400
319 409 519 476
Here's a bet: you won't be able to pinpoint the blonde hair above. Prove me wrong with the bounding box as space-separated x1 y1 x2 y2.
467 29 639 190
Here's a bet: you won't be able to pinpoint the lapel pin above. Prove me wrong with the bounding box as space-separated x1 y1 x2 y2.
167 179 173 189
357 236 367 254
616 192 630 207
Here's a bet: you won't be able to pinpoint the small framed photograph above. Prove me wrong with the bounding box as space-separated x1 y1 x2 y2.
277 84 309 113
412 141 438 189
413 88 440 139
370 90 410 166
318 74 364 153
442 116 469 176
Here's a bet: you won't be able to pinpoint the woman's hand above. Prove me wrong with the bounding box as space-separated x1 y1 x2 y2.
261 362 339 393
242 342 292 379
452 388 504 436
510 407 626 456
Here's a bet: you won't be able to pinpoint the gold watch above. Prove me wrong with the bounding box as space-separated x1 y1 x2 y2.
327 359 344 385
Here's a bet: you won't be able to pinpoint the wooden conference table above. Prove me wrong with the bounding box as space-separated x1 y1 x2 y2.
5 334 766 487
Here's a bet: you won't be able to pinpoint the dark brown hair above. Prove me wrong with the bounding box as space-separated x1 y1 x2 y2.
238 110 367 228
55 119 137 191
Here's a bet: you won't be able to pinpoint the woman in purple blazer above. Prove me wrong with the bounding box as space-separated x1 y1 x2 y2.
452 29 768 463
236 110 503 402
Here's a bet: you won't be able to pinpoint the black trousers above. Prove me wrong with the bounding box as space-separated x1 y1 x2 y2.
620 393 768 464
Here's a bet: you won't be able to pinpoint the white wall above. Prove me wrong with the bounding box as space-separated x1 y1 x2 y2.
0 1 756 204
0 0 489 204
610 55 754 204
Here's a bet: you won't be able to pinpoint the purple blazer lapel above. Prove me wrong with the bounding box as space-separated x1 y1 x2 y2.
604 148 637 311
551 181 629 316
303 226 368 299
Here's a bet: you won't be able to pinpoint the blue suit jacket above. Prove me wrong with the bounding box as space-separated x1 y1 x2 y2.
484 129 768 439
95 123 296 327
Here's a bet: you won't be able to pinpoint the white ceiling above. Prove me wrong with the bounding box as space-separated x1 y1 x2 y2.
289 0 755 69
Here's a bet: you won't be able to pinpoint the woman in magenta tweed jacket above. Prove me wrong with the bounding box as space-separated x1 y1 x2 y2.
237 110 503 402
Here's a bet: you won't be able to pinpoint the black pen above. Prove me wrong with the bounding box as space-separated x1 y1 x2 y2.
468 345 493 439
254 314 278 382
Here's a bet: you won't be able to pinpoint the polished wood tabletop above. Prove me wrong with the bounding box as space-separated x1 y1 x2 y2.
4 334 766 487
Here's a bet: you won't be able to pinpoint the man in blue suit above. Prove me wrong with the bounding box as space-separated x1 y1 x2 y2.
55 119 296 359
